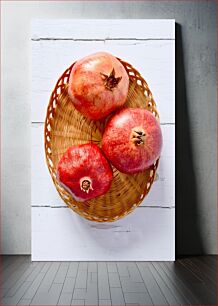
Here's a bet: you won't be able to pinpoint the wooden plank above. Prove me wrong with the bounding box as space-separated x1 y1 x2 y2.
152 262 190 304
116 263 130 277
75 262 88 289
198 255 217 274
62 277 76 293
178 257 217 295
90 272 97 283
98 263 110 300
2 256 27 283
142 262 179 305
85 281 98 305
4 262 43 297
31 124 175 208
99 299 112 305
54 262 69 284
110 287 125 305
73 288 86 300
88 262 97 273
58 292 72 305
32 39 175 123
0 256 16 272
30 283 63 305
2 281 32 305
32 19 175 40
1 256 216 306
160 262 200 304
67 262 79 277
17 298 31 305
71 299 85 305
108 272 121 288
207 255 217 265
190 256 217 283
2 258 33 290
164 260 216 305
25 262 45 282
107 262 118 273
120 278 146 292
23 263 51 299
136 263 168 305
35 262 60 292
124 292 153 305
126 262 143 282
32 207 175 261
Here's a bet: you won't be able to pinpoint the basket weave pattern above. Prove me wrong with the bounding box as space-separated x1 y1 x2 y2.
45 59 160 222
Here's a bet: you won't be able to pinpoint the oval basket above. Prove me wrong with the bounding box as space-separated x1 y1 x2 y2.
44 58 160 222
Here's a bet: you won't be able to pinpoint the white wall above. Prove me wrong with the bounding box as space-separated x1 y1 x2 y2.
1 1 217 255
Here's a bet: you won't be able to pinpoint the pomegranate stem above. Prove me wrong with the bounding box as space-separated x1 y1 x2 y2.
100 68 122 91
131 128 146 146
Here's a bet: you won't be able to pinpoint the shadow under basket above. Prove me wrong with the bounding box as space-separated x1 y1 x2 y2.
44 58 160 222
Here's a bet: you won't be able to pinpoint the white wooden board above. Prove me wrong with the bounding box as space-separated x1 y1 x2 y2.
31 124 175 208
31 19 175 261
32 40 175 123
32 207 175 261
32 19 175 40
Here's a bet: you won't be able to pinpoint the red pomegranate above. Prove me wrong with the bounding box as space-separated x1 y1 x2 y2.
68 52 129 120
102 108 162 174
57 143 113 201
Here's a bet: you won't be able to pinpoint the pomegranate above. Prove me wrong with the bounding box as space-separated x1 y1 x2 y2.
102 108 162 174
68 52 129 120
57 143 113 201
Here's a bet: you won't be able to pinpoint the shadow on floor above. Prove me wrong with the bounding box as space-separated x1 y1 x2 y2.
175 23 205 257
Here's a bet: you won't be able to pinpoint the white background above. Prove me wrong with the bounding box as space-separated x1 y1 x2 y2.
2 2 216 256
31 19 175 261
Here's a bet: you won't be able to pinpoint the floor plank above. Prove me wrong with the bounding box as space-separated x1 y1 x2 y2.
152 262 190 304
0 256 217 305
22 262 51 300
0 256 16 272
1 256 27 284
57 292 72 305
2 258 34 291
173 260 216 304
98 262 110 300
4 261 43 297
176 259 217 304
54 262 69 284
30 283 63 305
2 281 32 305
160 261 200 304
191 257 217 283
144 262 180 305
136 263 168 305
198 255 217 274
110 287 125 305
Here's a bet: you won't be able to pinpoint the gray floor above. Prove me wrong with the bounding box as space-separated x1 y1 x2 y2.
1 256 217 305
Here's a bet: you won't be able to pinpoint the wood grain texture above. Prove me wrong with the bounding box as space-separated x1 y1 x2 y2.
32 40 175 123
31 206 175 261
32 19 175 40
31 19 175 261
1 255 216 305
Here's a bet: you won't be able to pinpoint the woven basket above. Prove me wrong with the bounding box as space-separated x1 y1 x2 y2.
44 58 160 222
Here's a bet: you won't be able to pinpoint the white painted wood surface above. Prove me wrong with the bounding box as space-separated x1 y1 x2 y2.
31 19 175 261
32 19 175 40
32 207 175 261
32 40 175 123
